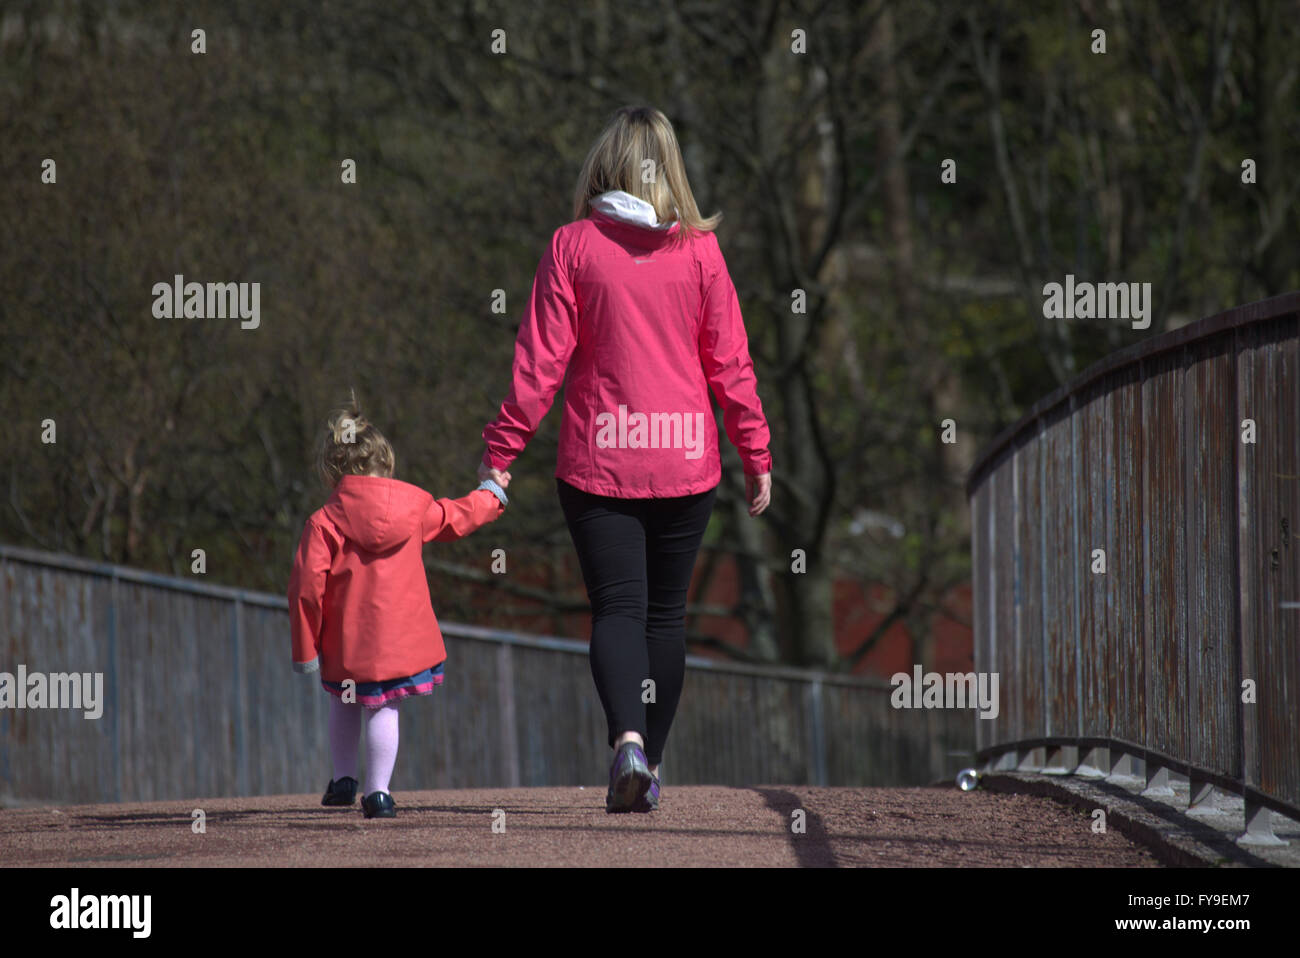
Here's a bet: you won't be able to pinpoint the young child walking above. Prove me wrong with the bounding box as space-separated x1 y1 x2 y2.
288 395 509 818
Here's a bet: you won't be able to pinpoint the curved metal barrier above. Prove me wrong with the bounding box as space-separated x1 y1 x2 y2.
967 291 1300 842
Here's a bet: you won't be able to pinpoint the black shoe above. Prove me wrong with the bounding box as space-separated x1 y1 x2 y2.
632 773 660 812
605 742 652 813
362 791 396 819
321 776 358 806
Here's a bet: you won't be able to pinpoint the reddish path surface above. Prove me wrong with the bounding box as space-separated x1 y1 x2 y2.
0 786 1161 867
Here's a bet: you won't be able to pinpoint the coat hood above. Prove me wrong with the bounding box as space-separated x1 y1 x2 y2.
590 190 678 230
321 475 430 553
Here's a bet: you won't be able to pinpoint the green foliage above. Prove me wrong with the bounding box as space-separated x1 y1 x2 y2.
2 0 1296 663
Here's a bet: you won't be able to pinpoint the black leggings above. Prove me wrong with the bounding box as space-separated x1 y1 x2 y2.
557 477 717 767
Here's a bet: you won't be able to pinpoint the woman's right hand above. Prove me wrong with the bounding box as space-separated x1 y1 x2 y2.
746 472 771 516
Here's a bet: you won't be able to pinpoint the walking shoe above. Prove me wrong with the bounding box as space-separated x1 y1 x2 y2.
321 776 358 806
361 791 397 819
605 741 652 813
632 773 660 812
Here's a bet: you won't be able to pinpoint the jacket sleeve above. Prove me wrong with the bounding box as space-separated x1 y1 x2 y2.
287 519 332 674
423 488 505 543
698 239 773 476
481 229 579 472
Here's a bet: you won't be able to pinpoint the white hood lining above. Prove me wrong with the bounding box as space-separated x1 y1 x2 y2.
590 190 677 230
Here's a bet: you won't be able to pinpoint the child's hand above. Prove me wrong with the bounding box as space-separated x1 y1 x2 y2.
477 461 511 489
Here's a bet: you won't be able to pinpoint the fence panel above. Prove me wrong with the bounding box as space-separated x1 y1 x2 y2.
1251 317 1300 805
967 292 1300 822
1013 428 1045 744
992 449 1016 750
971 479 993 756
1184 334 1241 780
0 544 974 804
1111 364 1146 744
1141 349 1191 761
1078 382 1114 740
1041 403 1079 739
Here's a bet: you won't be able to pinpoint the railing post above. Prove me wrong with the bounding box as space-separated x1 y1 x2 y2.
496 642 520 787
807 678 827 786
108 570 122 803
231 596 249 796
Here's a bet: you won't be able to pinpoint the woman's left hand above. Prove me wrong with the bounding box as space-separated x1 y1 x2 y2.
746 472 771 516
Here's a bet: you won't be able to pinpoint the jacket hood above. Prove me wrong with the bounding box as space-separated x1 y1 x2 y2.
590 190 678 231
321 475 431 552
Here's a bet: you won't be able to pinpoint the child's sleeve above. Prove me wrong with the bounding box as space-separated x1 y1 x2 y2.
422 488 505 543
287 519 332 673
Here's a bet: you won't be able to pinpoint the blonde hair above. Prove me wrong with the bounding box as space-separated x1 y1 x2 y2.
316 390 395 487
572 106 721 238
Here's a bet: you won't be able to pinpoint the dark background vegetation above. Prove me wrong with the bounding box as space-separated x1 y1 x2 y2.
2 0 1296 669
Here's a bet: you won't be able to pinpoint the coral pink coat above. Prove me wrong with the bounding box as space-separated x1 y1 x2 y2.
288 476 503 683
482 210 772 497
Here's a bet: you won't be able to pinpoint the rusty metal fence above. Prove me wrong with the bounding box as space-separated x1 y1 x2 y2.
0 543 973 804
967 291 1300 842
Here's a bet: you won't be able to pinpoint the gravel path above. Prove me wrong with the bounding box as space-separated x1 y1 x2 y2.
0 785 1162 867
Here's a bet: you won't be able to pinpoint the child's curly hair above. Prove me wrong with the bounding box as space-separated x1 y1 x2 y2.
316 390 395 487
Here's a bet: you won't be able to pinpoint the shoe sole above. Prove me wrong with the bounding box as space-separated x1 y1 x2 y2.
606 750 652 813
632 781 660 812
606 776 650 813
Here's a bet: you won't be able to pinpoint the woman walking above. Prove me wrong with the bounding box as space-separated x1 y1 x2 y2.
479 106 772 813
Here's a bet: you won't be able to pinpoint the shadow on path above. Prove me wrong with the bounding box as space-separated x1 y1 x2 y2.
750 787 836 867
985 774 1280 868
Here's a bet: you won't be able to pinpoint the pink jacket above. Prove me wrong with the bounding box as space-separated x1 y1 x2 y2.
288 476 503 683
481 207 772 498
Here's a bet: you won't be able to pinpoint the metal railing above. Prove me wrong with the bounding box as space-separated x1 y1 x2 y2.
0 542 973 803
966 291 1300 841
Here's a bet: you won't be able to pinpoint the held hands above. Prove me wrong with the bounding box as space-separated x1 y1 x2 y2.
476 456 761 512
477 459 511 489
746 472 771 517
